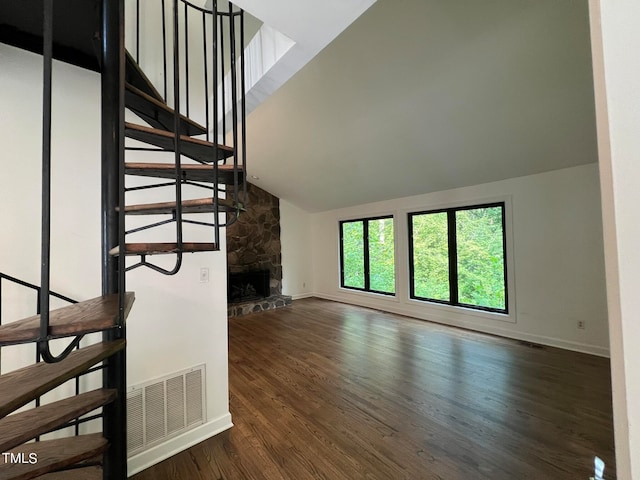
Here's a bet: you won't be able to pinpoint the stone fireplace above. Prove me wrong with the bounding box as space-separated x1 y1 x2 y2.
226 183 292 316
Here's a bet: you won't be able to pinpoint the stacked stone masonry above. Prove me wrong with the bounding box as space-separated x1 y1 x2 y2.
227 294 293 317
227 183 291 316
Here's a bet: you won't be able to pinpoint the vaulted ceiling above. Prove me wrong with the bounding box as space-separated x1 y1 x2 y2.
238 0 597 212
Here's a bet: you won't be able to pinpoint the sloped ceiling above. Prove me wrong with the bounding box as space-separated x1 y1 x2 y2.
241 0 597 213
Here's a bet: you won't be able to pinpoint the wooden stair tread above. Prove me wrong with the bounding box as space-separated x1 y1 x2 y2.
0 434 107 480
0 293 134 346
0 389 117 452
34 466 102 480
125 122 234 162
109 242 217 256
125 162 244 184
121 197 237 215
126 83 207 136
0 340 126 418
125 51 163 102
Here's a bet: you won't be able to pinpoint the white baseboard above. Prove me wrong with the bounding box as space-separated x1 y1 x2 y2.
127 412 233 477
473 323 611 357
312 293 610 358
291 292 314 300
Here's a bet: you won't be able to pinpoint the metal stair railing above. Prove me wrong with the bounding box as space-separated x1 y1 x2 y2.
26 2 128 477
38 0 88 364
0 271 108 440
123 0 247 275
11 1 129 477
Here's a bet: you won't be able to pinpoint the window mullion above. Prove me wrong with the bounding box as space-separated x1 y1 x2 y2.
447 210 459 305
363 220 370 291
501 204 509 313
339 223 345 286
408 215 415 298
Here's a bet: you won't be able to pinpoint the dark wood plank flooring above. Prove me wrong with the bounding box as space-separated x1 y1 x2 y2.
132 298 616 480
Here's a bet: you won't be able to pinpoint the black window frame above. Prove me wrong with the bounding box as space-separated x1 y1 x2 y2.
339 215 396 296
408 202 508 314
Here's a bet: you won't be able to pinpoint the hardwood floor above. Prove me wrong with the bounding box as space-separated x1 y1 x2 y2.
132 298 616 479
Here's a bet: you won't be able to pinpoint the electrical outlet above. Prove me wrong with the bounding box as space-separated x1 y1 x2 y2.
577 320 586 330
200 267 209 283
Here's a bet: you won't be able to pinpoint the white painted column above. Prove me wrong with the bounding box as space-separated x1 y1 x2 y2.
589 1 640 478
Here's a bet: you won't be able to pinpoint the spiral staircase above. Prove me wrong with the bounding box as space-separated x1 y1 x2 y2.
0 0 245 478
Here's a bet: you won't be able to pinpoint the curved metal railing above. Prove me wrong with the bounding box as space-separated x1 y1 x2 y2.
0 271 107 437
124 0 247 275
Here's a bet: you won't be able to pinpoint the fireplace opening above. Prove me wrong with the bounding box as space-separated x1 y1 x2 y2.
228 270 270 303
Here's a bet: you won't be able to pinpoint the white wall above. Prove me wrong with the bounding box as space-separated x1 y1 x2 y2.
232 0 377 119
0 45 103 376
310 164 609 356
590 0 640 477
280 200 313 298
0 44 231 474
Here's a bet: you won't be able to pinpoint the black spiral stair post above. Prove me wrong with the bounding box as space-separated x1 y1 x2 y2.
101 0 127 478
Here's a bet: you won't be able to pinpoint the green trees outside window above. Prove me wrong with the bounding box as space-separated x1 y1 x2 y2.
410 212 450 301
340 216 395 295
341 221 365 289
339 204 506 313
455 207 506 310
409 203 507 313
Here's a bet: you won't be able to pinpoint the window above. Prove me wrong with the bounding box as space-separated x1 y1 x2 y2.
408 203 507 313
340 216 395 295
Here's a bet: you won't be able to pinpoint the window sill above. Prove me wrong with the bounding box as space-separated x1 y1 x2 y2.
407 297 516 324
339 287 400 303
